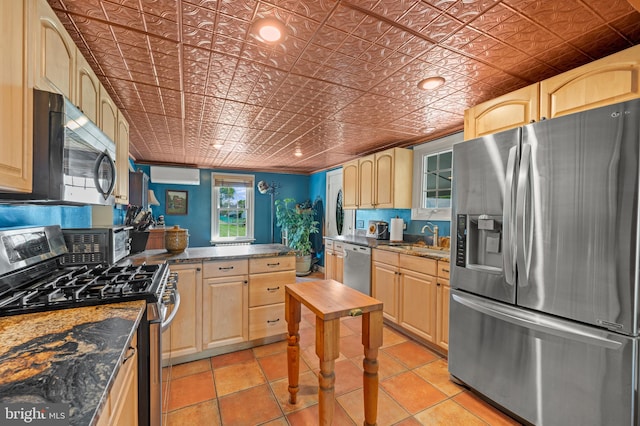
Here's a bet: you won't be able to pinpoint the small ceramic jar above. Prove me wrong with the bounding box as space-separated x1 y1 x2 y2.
165 225 189 254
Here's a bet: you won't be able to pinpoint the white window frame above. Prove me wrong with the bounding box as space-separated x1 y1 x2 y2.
211 173 255 244
411 132 463 221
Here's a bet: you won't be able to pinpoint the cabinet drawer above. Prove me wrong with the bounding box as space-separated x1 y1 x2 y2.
249 270 295 307
372 248 399 265
325 239 334 250
437 277 449 287
249 303 286 340
249 256 295 274
203 259 248 278
437 261 450 279
399 254 437 275
333 242 345 253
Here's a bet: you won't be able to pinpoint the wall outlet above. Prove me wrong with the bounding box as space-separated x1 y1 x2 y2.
403 222 407 230
356 220 364 228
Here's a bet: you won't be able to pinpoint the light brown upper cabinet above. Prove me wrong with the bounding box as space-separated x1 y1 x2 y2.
342 159 359 209
75 53 100 124
115 113 130 205
540 44 640 119
0 0 32 193
464 44 640 140
343 148 412 209
464 84 539 140
32 0 75 99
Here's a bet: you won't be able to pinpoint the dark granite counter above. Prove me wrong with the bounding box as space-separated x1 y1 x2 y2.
0 300 146 426
126 243 295 265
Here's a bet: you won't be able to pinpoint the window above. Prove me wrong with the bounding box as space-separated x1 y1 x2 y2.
411 132 463 221
211 173 255 243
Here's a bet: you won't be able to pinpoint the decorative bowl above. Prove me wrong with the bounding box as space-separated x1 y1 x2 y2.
165 225 189 254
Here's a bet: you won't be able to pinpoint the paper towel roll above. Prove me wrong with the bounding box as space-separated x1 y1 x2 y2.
390 218 404 242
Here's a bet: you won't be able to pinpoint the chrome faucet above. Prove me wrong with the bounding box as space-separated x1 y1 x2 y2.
421 222 439 247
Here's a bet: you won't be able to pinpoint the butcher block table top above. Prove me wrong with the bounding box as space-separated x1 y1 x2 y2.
285 279 383 321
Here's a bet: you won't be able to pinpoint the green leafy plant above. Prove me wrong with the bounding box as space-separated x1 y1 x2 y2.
275 198 319 255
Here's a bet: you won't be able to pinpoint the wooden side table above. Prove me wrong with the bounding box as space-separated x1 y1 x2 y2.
285 280 383 426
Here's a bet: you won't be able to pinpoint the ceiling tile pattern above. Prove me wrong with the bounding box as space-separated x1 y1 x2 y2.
52 0 640 173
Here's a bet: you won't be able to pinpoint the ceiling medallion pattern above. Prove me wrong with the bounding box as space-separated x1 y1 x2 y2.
52 0 640 173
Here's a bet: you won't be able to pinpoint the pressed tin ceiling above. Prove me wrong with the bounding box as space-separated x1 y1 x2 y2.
50 0 640 173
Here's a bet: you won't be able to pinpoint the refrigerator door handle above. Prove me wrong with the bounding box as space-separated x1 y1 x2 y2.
503 146 518 286
452 292 622 349
516 143 532 286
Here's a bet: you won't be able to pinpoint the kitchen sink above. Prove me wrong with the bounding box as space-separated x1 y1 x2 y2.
379 244 450 258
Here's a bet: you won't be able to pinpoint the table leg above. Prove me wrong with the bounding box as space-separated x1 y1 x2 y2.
285 292 301 404
316 317 340 426
362 310 383 426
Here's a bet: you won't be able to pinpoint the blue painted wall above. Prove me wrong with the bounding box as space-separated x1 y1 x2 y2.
0 205 92 229
136 165 311 247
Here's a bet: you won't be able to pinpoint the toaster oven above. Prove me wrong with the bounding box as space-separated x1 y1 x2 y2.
61 226 132 265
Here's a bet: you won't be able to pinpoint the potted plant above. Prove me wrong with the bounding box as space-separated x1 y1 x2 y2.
275 198 319 276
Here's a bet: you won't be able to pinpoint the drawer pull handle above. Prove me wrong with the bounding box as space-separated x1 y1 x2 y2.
267 318 280 324
267 262 280 267
442 268 449 273
267 286 280 292
349 308 362 317
123 346 136 364
219 266 234 271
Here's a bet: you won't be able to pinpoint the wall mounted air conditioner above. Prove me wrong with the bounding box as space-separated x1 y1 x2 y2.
150 166 200 185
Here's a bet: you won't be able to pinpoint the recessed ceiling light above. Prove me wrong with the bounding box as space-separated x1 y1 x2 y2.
294 149 303 157
212 143 223 149
254 18 286 43
417 76 445 90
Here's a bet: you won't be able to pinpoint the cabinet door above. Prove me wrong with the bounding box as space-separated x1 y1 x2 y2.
436 278 450 351
202 275 248 349
109 354 138 426
100 87 118 142
540 44 640 119
358 155 375 208
374 151 394 208
0 0 31 192
114 113 130 205
342 160 359 209
371 261 399 323
400 269 437 343
32 0 75 99
162 265 202 359
75 53 99 124
335 252 344 284
464 83 539 140
324 249 334 280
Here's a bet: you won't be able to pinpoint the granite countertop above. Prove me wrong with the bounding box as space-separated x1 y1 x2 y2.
0 300 146 426
126 243 295 265
325 235 451 262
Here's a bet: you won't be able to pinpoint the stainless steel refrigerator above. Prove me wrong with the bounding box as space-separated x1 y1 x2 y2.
449 98 640 426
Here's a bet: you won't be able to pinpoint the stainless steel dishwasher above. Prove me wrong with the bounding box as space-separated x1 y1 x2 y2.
342 243 372 295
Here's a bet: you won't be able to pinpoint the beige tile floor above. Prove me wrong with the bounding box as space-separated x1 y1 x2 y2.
161 274 522 425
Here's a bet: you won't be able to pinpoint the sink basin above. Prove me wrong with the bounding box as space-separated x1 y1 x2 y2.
379 244 449 258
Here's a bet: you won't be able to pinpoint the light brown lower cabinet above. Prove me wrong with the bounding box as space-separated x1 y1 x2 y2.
96 333 138 426
161 255 295 364
324 240 344 283
202 259 248 349
162 263 202 360
371 248 450 352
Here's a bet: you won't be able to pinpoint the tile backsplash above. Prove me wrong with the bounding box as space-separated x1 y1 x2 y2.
0 205 92 229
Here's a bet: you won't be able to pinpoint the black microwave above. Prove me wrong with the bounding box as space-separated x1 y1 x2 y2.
0 89 117 205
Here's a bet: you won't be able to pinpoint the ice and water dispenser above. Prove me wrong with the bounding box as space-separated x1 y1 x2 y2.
456 214 503 272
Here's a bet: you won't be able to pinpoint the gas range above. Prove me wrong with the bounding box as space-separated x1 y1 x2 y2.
0 225 173 317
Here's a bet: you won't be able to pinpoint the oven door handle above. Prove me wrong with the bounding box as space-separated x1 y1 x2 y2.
161 290 181 332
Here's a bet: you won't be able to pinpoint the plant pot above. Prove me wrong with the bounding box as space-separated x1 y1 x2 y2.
295 253 312 276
